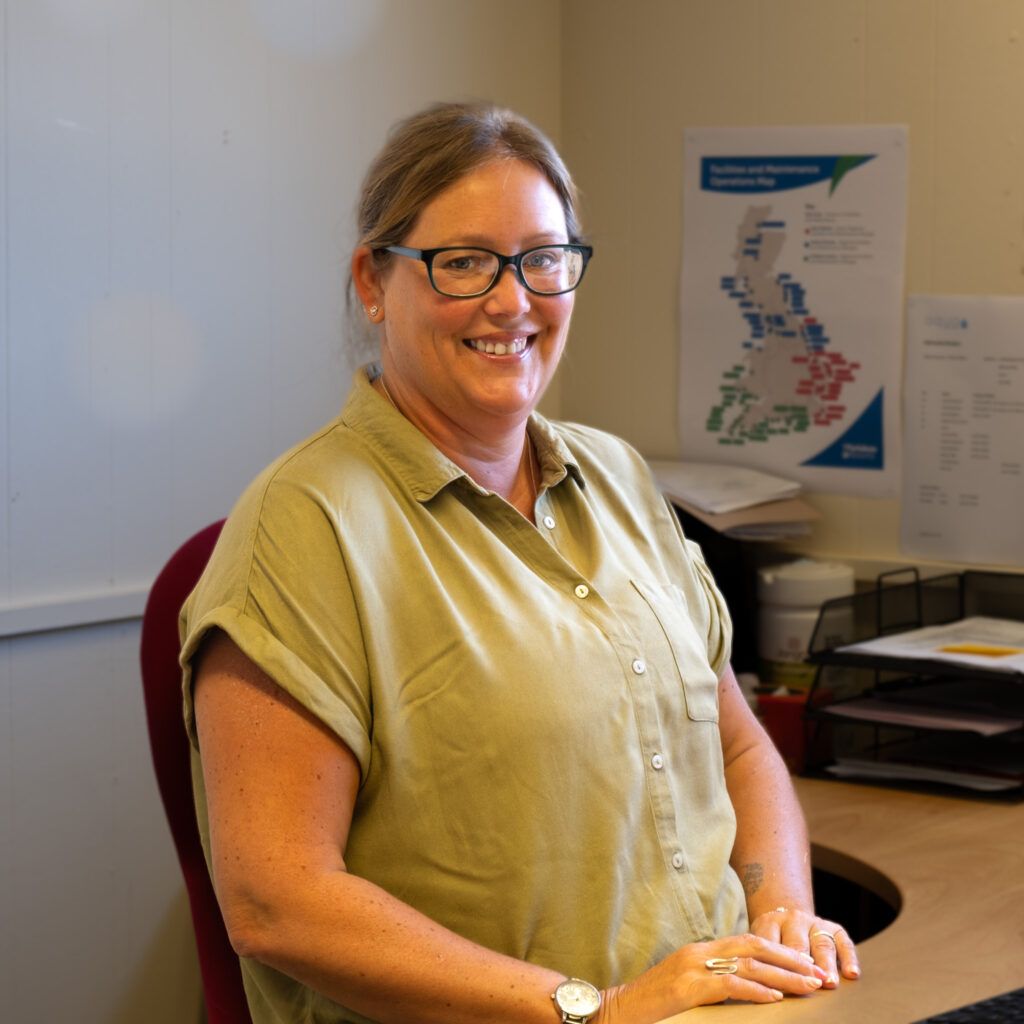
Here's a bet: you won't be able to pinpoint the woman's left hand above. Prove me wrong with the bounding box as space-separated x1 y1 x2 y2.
749 907 861 988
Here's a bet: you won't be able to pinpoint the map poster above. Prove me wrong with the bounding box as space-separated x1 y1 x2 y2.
679 125 908 496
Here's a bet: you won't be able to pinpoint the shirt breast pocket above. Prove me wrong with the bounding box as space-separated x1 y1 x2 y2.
631 580 720 723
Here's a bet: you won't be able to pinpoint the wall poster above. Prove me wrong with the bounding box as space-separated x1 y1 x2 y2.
679 125 908 496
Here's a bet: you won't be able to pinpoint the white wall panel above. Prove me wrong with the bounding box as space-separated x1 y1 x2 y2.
2 0 565 634
1 621 201 1023
7 1 116 602
0 0 9 605
2 4 562 1023
0 644 13 982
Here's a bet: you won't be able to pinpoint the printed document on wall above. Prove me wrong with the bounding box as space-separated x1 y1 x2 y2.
679 126 908 496
902 295 1024 566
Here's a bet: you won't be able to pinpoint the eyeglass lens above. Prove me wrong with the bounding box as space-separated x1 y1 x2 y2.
431 247 584 296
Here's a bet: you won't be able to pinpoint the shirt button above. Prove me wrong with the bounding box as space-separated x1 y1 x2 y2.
574 584 590 599
651 753 664 770
542 515 556 529
671 851 685 870
632 658 646 675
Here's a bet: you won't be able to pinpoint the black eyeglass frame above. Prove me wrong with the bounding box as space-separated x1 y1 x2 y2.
379 243 593 298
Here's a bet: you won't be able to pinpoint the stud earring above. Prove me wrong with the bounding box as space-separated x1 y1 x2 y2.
368 305 380 317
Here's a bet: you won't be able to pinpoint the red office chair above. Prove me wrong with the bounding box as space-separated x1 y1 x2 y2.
140 520 253 1024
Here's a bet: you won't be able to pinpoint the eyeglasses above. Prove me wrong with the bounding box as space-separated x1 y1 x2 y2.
379 243 593 298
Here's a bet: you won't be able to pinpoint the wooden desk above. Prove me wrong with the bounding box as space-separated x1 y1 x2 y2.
658 777 1024 1023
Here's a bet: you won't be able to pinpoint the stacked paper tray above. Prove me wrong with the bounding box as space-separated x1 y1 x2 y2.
800 570 1024 798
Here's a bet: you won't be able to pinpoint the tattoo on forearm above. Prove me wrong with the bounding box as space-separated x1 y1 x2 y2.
741 862 764 897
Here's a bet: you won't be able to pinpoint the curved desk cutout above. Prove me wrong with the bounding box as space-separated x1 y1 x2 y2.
657 777 1024 1023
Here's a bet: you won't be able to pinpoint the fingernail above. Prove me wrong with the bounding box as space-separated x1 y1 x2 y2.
772 989 784 1001
827 974 838 987
807 977 823 989
801 952 815 963
849 966 861 978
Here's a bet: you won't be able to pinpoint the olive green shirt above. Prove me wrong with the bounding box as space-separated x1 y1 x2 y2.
181 366 745 1024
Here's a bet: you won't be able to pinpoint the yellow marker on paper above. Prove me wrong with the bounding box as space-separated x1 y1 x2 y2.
939 643 1024 658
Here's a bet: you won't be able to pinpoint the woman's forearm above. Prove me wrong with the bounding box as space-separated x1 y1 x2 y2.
717 667 813 918
724 733 813 918
717 670 860 987
228 863 566 1024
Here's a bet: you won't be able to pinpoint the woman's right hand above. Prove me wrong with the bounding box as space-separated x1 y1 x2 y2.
597 933 828 1023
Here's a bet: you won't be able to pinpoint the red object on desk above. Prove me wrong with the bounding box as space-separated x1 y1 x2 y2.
757 692 809 773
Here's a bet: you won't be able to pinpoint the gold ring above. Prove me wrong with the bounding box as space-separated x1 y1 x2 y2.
810 930 837 943
705 957 740 974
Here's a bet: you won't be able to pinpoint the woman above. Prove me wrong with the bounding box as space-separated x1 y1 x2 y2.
182 102 859 1024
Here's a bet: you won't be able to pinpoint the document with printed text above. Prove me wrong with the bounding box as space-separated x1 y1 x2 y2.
902 295 1024 565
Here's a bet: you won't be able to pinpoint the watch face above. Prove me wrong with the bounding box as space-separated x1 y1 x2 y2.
556 979 602 1015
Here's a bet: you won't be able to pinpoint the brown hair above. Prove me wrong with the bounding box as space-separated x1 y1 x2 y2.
356 101 584 262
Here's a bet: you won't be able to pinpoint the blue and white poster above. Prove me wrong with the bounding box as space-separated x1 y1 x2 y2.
679 125 908 496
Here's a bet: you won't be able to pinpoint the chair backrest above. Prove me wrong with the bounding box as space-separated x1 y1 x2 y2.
140 520 253 1024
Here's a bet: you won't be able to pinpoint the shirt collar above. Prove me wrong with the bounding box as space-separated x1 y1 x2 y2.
342 364 585 503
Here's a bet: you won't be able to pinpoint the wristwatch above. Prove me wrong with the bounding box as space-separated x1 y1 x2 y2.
551 977 602 1023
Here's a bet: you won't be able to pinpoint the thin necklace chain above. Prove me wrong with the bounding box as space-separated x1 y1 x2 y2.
378 373 398 410
525 435 539 500
379 372 539 502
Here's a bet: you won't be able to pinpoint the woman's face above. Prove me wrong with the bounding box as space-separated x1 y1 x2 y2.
369 159 576 440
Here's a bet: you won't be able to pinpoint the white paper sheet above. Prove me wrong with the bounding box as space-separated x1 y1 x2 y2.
646 460 801 514
817 696 1021 736
825 757 1019 792
836 616 1024 675
902 295 1024 566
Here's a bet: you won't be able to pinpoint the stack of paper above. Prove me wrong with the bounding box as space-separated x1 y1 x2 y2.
826 757 1020 793
647 460 818 540
836 617 1024 676
816 696 1022 736
826 729 1024 790
647 460 801 513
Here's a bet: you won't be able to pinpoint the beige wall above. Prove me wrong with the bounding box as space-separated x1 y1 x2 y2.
560 0 1024 575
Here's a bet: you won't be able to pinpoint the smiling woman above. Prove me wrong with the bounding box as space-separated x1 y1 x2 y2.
344 103 592 519
179 101 859 1024
352 157 578 513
